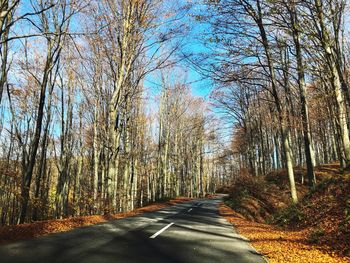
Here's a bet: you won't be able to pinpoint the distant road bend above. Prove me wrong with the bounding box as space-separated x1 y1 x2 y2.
0 196 266 263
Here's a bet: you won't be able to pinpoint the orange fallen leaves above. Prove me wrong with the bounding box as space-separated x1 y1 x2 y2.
219 204 350 263
0 197 193 245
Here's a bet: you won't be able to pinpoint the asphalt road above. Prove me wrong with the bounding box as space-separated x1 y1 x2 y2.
0 196 266 263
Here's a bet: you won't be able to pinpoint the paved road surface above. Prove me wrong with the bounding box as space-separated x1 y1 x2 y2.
0 196 266 263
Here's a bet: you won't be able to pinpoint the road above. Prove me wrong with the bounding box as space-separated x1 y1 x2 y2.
0 197 266 263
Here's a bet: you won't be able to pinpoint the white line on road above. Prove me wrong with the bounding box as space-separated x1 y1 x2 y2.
149 223 174 239
188 208 193 212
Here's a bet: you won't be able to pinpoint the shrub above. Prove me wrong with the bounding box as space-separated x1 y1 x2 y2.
307 228 325 244
274 204 305 227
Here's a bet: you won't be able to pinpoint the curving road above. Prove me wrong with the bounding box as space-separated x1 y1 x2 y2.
0 196 266 263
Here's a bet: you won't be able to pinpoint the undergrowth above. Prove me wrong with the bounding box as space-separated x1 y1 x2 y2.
274 204 305 227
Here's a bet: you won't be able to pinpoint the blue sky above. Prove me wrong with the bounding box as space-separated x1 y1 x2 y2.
144 1 214 101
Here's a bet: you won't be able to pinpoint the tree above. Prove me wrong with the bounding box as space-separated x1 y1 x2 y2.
200 0 298 203
18 0 77 223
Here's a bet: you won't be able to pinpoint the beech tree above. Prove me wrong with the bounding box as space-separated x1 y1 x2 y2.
0 0 228 226
199 0 298 202
18 0 77 223
196 0 350 203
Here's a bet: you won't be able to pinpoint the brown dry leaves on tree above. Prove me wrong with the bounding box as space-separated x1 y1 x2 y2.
219 204 350 263
0 197 192 245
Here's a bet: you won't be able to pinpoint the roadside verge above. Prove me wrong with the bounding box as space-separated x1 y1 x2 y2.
219 203 350 263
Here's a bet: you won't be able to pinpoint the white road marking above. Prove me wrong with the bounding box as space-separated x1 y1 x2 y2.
188 208 193 212
149 223 174 239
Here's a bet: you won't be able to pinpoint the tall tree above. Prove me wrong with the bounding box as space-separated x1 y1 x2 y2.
18 0 76 223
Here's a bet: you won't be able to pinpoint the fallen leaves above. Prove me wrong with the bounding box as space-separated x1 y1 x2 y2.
219 204 350 263
0 197 193 245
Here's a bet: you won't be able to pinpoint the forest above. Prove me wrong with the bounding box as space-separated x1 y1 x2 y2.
0 0 349 238
0 0 233 226
199 0 350 201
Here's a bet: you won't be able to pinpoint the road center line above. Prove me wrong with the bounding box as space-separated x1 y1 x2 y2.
188 208 193 212
149 223 174 239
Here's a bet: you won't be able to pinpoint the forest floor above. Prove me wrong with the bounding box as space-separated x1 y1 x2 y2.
220 163 350 263
0 197 193 245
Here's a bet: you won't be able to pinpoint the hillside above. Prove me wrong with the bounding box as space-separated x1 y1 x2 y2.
221 164 350 262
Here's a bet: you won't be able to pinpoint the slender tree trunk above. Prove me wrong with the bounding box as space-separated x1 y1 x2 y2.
255 0 298 202
19 45 54 223
314 0 350 169
288 2 316 186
